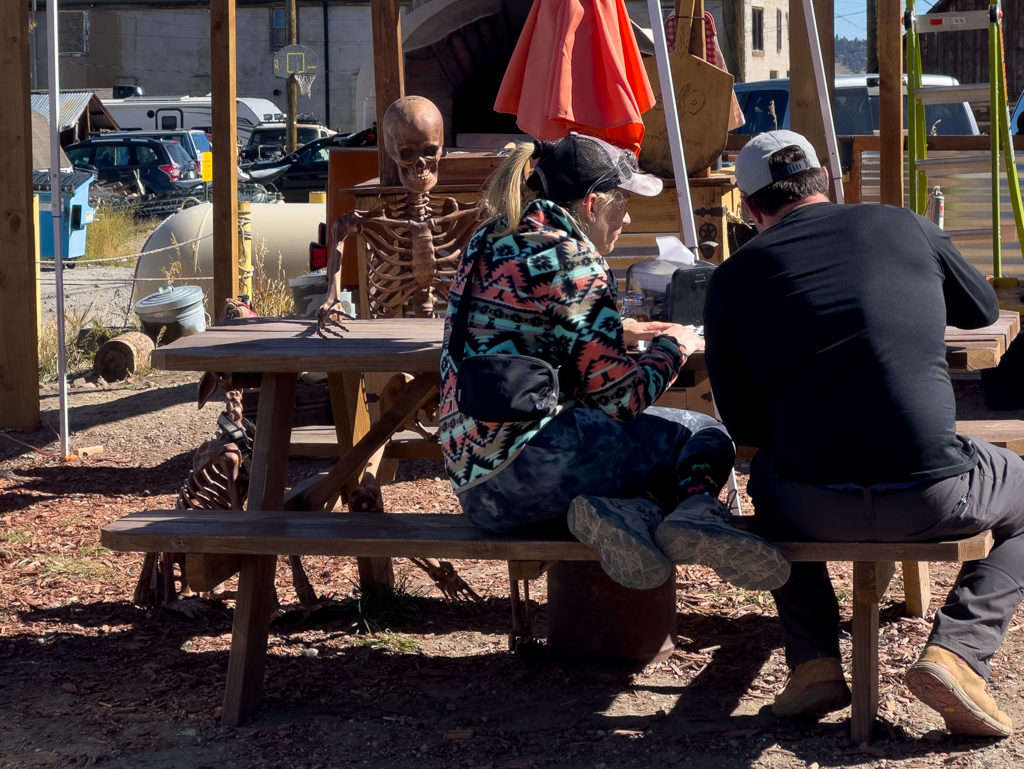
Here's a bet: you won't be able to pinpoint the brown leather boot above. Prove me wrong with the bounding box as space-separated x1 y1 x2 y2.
772 657 851 718
905 645 1013 737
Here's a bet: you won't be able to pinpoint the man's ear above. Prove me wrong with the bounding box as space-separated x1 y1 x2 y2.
580 192 599 223
744 197 766 228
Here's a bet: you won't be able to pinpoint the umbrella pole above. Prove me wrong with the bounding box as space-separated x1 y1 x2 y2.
646 0 741 510
645 0 698 250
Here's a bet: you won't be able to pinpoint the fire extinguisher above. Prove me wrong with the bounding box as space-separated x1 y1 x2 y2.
928 186 945 229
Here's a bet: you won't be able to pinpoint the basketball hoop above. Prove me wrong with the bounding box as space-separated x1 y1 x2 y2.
273 43 319 98
295 72 316 98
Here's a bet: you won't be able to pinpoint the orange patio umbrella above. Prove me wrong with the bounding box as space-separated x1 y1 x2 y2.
494 0 655 155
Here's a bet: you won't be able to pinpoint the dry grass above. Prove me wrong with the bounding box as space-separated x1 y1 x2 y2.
37 304 117 382
81 204 159 267
250 238 294 317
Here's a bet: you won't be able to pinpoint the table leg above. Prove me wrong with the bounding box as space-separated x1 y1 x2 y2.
286 372 439 511
850 560 894 744
327 372 370 506
220 372 296 726
901 561 931 618
331 371 398 590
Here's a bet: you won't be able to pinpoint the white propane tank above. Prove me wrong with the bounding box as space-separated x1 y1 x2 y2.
131 202 325 316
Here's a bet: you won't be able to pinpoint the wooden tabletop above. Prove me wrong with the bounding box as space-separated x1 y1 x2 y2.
150 317 445 373
149 309 1020 376
149 316 710 374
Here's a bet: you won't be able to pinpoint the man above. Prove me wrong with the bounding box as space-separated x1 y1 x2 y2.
705 129 1024 737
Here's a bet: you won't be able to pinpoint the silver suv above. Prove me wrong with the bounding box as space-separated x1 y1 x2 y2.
733 74 981 136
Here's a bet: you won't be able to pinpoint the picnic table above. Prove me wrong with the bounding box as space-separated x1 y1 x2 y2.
114 312 1020 733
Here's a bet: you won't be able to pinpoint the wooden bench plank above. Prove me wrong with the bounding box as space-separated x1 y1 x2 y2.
290 426 441 459
101 510 993 564
100 510 994 738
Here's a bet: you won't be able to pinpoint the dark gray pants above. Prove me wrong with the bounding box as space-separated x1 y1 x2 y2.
749 439 1024 680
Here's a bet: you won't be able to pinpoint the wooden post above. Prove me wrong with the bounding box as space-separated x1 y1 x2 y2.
877 0 904 207
789 0 835 180
370 0 404 186
211 0 239 317
0 0 40 429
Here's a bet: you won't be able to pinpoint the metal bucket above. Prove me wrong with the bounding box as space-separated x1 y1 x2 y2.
135 284 209 343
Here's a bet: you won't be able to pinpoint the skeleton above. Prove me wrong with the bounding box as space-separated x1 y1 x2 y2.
133 369 319 613
313 97 487 600
317 95 488 327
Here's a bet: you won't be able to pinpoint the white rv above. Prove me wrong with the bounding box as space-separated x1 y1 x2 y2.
100 95 286 141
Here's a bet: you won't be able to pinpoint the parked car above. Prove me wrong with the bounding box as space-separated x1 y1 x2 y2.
65 136 201 194
100 129 212 178
733 74 981 137
241 133 352 203
239 122 337 162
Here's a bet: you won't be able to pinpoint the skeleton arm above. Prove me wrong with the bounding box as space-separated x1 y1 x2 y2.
321 209 368 309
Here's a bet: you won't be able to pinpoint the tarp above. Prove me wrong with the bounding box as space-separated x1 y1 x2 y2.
493 0 654 154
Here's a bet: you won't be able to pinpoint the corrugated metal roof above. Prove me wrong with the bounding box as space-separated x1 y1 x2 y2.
31 91 99 132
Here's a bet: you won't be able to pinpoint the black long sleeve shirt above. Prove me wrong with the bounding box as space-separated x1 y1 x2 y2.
704 202 999 486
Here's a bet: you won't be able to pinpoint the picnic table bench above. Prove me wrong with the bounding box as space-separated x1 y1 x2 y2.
101 508 993 743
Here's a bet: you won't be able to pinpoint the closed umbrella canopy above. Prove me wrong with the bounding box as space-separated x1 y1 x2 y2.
494 0 654 154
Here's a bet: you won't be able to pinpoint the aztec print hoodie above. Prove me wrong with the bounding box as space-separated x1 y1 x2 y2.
439 198 684 493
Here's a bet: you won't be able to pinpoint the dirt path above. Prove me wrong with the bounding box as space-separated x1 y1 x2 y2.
2 371 1024 768
39 264 137 330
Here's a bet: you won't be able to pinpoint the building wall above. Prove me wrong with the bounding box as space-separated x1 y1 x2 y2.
32 5 377 133
738 0 789 82
34 0 796 138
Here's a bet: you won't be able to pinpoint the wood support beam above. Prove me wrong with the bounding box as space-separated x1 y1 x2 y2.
1 0 40 429
371 0 404 186
878 0 904 207
789 0 835 173
211 0 239 316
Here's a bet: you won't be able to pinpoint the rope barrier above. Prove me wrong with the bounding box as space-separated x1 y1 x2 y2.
35 230 214 270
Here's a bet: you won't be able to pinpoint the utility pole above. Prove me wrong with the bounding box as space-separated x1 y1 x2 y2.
867 0 878 73
286 0 298 153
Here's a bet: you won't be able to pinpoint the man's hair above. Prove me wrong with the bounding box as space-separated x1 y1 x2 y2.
745 146 828 215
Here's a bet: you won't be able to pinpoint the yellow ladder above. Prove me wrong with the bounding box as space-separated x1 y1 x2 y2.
904 1 1024 278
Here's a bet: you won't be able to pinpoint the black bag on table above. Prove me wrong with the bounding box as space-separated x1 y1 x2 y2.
625 258 715 326
449 258 560 422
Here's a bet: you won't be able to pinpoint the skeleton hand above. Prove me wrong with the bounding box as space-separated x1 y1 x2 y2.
315 301 353 338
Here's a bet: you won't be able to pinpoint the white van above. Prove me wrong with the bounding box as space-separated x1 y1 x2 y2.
101 95 285 141
733 74 981 136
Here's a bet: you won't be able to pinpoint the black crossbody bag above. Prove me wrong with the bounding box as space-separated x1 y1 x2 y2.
449 258 560 422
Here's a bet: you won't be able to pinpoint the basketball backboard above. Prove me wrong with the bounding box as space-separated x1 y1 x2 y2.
273 44 319 78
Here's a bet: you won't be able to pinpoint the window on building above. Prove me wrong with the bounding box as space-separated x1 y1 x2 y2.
271 7 288 50
59 11 88 56
752 7 765 53
777 9 783 52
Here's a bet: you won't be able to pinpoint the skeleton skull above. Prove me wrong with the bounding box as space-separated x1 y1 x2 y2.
383 96 443 193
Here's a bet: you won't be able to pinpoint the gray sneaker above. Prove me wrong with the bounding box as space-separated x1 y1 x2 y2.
567 496 672 590
654 495 791 591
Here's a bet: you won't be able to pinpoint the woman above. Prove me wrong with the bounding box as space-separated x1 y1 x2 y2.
439 132 789 592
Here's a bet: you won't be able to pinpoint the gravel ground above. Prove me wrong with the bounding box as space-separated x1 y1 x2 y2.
39 264 138 329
